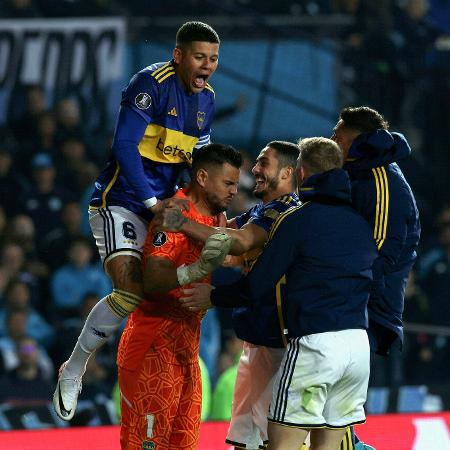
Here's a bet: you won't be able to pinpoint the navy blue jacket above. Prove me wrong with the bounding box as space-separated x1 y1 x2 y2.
344 130 421 354
232 194 300 348
212 169 377 340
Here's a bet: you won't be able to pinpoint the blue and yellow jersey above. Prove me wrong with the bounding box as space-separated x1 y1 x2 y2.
90 61 216 221
234 193 300 273
232 193 300 348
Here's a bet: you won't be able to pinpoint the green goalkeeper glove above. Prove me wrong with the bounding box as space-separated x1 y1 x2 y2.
177 233 232 286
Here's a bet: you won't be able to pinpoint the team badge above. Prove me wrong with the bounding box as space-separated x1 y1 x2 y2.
142 441 155 450
135 92 152 110
264 208 280 219
197 111 206 130
152 231 167 247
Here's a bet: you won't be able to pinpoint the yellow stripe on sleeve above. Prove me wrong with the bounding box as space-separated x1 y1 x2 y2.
205 83 215 94
151 62 170 77
268 203 308 241
372 167 389 250
372 167 382 245
156 70 175 83
379 166 389 250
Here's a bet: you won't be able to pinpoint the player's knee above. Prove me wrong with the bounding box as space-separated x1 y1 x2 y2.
106 289 142 319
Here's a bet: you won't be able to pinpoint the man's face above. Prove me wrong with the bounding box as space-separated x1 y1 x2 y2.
174 41 219 94
252 147 280 199
203 163 240 214
331 120 358 159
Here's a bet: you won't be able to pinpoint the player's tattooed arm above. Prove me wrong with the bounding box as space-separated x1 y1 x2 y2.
163 207 188 231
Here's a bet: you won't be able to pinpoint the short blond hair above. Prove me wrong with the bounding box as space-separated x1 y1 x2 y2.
297 137 343 174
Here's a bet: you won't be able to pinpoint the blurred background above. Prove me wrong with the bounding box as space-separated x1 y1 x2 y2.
0 0 449 444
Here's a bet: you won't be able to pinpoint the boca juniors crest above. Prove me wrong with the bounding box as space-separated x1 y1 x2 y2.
197 111 206 130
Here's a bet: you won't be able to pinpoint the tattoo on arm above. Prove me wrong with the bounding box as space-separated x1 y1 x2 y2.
164 208 188 230
117 259 143 285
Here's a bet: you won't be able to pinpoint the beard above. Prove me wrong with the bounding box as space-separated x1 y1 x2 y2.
253 176 279 199
204 191 230 215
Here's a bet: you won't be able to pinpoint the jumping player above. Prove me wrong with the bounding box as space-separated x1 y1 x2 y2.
53 21 221 421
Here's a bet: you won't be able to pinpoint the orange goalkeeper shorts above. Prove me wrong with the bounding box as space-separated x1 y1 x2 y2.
118 348 202 450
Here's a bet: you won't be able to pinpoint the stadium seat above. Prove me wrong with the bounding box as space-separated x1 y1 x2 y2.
366 387 390 414
397 385 428 413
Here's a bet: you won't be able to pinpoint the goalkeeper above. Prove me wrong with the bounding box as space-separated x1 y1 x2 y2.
117 143 241 450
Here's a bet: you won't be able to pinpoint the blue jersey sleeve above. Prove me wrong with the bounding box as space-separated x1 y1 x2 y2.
121 71 159 123
234 209 252 229
248 201 285 232
111 106 157 205
110 71 163 206
237 195 300 232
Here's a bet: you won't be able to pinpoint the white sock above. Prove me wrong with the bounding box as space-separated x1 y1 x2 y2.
63 296 122 379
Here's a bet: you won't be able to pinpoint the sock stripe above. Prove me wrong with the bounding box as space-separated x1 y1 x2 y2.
113 289 141 304
106 295 128 318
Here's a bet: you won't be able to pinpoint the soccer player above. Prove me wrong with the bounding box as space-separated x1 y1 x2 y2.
332 107 421 450
118 143 241 450
155 140 300 450
182 137 378 450
53 21 221 420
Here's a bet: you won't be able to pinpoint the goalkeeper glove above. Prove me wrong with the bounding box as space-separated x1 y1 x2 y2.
177 233 232 286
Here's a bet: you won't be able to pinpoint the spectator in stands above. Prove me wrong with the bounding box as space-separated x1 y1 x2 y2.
50 238 111 318
0 136 30 217
0 243 37 295
0 309 54 380
403 269 431 325
0 279 55 350
5 215 50 287
21 152 72 239
40 200 86 270
418 206 450 328
401 270 443 385
57 137 95 197
10 85 47 148
17 111 58 175
395 0 443 143
0 336 53 404
54 98 86 146
33 111 58 157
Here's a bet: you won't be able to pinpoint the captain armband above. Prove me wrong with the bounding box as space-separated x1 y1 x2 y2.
105 289 142 319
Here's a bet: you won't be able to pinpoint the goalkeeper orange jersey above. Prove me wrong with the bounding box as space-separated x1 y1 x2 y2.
117 188 218 370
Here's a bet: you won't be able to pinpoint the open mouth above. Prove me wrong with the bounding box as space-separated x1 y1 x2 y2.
193 74 208 89
254 177 266 189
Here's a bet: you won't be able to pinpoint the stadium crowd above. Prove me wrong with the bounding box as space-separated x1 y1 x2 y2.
0 0 449 424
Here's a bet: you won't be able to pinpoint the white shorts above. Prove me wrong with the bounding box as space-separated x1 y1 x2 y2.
226 342 285 450
89 206 149 264
269 329 370 429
